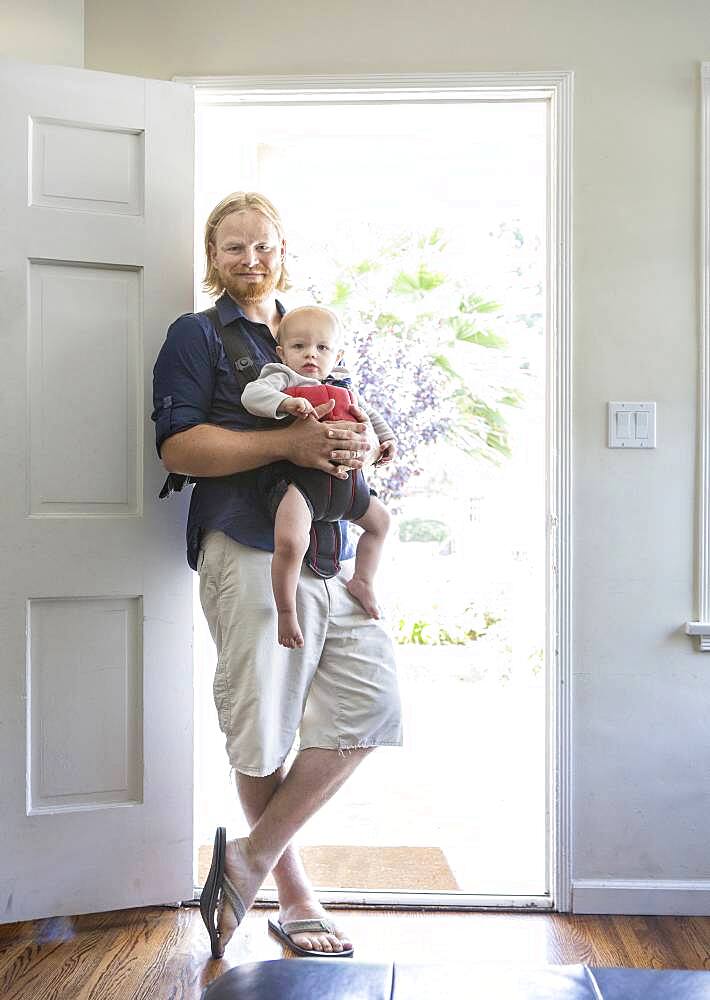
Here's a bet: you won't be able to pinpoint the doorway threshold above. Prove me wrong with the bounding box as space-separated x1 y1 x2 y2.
258 888 555 911
190 886 553 912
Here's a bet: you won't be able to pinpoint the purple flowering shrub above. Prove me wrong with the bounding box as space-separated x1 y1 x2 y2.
346 326 452 508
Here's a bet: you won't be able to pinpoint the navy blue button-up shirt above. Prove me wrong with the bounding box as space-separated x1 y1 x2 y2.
152 292 353 570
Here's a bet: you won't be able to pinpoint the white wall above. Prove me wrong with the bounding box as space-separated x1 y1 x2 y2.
0 0 83 67
82 0 710 913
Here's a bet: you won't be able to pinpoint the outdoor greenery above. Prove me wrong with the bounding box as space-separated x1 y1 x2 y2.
395 605 501 646
292 220 544 655
306 228 526 507
398 518 449 544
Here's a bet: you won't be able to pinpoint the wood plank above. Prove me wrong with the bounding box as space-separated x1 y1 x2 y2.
611 915 680 969
2 907 710 999
663 917 710 971
548 915 631 966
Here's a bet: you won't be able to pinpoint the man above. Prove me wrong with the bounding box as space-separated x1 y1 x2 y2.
152 192 402 959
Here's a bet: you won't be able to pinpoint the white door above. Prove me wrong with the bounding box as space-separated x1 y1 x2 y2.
0 57 195 923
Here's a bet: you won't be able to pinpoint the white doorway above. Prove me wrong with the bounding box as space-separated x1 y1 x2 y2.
188 76 572 910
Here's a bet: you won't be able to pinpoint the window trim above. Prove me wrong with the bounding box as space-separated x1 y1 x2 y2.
686 64 710 650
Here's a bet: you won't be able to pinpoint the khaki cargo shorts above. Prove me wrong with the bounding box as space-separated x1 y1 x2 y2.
198 530 403 776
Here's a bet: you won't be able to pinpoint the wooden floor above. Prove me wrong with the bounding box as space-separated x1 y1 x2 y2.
1 905 710 1000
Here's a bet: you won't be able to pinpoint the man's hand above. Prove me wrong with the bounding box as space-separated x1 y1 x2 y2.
277 396 318 419
284 399 372 479
348 403 380 467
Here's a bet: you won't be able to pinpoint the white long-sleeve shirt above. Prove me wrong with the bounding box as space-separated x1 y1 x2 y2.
241 363 395 443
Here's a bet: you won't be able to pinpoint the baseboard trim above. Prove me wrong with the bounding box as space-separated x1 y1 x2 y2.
572 879 710 915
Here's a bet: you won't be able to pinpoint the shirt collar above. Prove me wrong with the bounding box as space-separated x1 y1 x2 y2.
215 291 286 326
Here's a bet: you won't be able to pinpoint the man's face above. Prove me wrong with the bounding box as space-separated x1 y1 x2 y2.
210 209 284 304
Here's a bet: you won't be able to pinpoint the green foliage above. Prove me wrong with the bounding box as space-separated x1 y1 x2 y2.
528 647 544 676
305 223 538 491
447 317 507 349
459 293 501 315
346 229 519 466
418 227 446 249
398 518 449 543
395 606 501 646
331 280 352 306
497 387 525 408
391 265 446 297
445 390 512 461
375 312 405 335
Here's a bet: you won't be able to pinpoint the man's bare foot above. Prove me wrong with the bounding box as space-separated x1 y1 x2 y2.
346 577 380 619
277 609 304 648
277 898 352 955
217 837 269 950
217 842 352 956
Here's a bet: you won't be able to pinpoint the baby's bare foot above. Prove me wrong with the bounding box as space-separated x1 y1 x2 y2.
346 577 381 619
277 609 304 648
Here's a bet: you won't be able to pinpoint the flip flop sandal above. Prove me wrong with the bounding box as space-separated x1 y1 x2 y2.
200 827 247 959
268 917 354 958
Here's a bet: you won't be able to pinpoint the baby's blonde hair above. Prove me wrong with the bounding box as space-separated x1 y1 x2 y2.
277 305 342 344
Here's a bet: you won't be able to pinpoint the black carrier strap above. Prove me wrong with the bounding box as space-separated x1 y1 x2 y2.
159 307 344 578
158 307 260 499
202 306 262 386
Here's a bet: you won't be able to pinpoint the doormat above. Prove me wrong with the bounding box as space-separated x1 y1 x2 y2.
198 844 459 892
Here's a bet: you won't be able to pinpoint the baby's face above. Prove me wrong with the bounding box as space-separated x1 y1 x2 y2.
277 313 342 380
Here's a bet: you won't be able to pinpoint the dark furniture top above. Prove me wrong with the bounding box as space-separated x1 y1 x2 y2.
202 959 710 999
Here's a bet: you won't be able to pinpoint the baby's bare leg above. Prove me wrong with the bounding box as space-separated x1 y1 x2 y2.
272 486 312 648
346 497 390 619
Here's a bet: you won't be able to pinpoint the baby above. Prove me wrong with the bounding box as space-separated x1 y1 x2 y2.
242 305 395 648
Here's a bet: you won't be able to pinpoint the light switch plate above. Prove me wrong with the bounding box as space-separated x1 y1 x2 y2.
608 402 656 448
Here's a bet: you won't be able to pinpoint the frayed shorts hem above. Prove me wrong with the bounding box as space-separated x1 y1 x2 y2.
230 755 291 779
231 738 403 777
298 738 403 753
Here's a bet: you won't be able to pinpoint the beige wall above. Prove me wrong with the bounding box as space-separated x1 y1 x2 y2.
82 0 710 909
0 0 83 66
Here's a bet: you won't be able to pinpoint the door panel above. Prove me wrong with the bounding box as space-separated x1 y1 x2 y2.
0 57 195 922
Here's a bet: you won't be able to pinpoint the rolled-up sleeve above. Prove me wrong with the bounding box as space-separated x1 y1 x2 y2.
152 314 216 457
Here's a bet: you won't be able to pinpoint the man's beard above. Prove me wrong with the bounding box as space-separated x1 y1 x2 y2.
223 269 278 304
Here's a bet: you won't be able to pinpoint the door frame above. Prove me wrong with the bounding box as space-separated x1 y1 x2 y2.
178 70 574 913
686 64 710 651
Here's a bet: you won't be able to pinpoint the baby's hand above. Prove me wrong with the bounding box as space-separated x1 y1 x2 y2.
376 440 397 464
278 396 317 419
